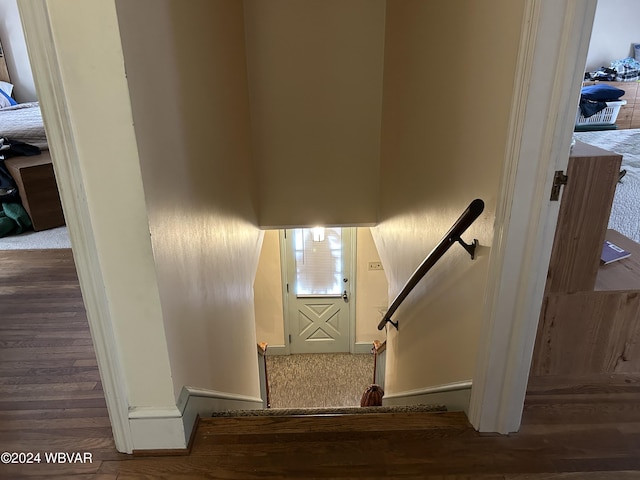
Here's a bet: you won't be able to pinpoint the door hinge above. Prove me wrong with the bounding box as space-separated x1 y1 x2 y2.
288 334 292 344
286 283 289 293
550 170 568 201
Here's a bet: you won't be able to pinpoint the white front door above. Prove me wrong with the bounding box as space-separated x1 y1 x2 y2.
283 227 354 354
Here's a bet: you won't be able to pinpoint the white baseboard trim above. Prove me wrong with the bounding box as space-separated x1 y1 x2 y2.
353 342 375 354
262 345 288 355
128 387 263 451
178 387 263 448
261 345 375 355
128 405 186 451
382 380 472 413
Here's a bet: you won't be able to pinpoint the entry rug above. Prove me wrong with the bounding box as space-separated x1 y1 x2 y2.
265 353 373 408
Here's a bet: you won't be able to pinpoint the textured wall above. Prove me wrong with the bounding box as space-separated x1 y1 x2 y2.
373 0 525 394
244 0 385 227
116 0 262 400
355 227 388 344
254 230 285 347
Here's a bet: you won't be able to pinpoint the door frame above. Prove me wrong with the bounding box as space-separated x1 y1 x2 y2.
17 0 133 452
18 0 596 451
468 0 597 433
280 228 358 355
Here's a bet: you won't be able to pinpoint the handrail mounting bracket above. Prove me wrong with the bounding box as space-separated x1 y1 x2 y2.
388 318 398 330
376 199 485 331
452 236 479 260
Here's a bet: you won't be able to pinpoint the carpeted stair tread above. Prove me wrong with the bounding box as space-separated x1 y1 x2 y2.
265 353 374 408
211 403 446 417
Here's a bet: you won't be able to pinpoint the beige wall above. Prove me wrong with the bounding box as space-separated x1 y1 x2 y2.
254 230 285 346
373 0 525 394
355 227 388 344
585 0 640 71
115 0 262 399
243 0 385 228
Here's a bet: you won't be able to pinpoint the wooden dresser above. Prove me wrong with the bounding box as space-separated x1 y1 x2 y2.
530 141 640 385
5 151 65 231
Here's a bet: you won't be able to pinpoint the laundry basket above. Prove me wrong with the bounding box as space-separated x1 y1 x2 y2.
575 100 626 126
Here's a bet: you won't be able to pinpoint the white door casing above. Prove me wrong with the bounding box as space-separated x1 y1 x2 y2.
468 0 598 433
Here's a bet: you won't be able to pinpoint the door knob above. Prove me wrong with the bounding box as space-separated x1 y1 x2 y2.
342 290 349 302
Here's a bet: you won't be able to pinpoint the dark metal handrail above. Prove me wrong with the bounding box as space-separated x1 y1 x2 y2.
377 198 485 330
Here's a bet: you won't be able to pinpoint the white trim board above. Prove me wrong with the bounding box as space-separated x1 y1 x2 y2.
177 387 263 449
129 387 263 451
347 229 358 354
17 0 133 453
353 342 375 355
468 0 598 434
262 345 288 356
278 230 291 355
383 381 472 414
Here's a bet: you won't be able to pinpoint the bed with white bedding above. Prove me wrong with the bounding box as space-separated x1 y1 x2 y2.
0 44 62 236
0 101 48 150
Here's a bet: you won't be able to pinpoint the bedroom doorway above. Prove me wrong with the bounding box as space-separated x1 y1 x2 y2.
282 227 355 354
19 0 600 445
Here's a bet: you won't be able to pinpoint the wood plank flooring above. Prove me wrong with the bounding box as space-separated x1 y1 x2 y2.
0 249 124 479
1 249 640 479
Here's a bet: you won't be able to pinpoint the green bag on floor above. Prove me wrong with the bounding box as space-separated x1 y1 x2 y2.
0 202 32 237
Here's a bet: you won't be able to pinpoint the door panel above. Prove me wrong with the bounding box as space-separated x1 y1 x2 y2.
285 227 353 353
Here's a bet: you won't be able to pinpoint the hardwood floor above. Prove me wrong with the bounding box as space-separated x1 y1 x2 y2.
0 249 124 479
1 249 640 479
